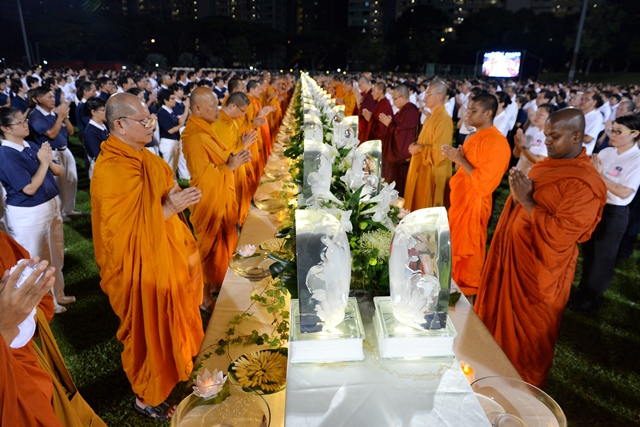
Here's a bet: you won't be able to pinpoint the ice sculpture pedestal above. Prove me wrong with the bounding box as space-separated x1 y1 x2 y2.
289 298 366 364
374 297 457 359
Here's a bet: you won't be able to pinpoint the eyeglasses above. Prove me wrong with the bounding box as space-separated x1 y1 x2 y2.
7 118 29 126
393 95 405 101
607 128 637 136
118 116 156 129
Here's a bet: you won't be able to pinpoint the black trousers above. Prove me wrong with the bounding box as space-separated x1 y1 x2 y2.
578 204 629 301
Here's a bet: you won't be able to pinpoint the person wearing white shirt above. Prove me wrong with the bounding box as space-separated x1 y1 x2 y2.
493 91 512 137
444 90 456 118
598 93 612 122
513 104 554 175
569 114 640 312
455 82 473 145
580 90 605 155
504 84 519 134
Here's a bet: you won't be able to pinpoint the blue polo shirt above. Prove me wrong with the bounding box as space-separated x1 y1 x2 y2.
157 106 179 140
10 95 27 113
0 93 8 106
0 140 60 207
173 101 185 117
75 101 90 132
29 106 69 149
83 120 109 159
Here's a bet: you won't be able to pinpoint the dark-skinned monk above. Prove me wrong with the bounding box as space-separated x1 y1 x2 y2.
212 91 258 226
380 84 421 197
363 82 393 143
442 94 511 297
91 93 204 421
181 87 252 313
404 80 454 210
476 108 606 388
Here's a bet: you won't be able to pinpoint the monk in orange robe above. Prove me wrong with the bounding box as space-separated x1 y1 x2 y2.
476 109 607 387
182 87 251 312
405 80 454 210
247 80 273 162
92 93 204 420
212 92 259 227
0 234 60 427
442 94 511 297
261 78 283 140
343 79 357 117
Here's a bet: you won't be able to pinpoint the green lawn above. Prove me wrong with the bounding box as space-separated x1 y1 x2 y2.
52 134 640 426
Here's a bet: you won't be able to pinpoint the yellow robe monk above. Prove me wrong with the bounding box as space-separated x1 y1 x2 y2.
91 135 204 406
248 94 272 161
244 98 267 183
262 86 282 142
476 151 606 387
334 83 345 101
212 110 253 226
404 104 454 210
343 90 357 117
182 115 239 288
449 126 511 296
0 232 62 427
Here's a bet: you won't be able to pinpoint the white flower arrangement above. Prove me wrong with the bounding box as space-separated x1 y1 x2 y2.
193 368 227 399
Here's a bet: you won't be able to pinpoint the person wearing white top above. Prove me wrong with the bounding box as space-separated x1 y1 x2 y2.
580 90 605 155
504 84 519 133
514 104 554 175
569 114 640 312
493 91 512 137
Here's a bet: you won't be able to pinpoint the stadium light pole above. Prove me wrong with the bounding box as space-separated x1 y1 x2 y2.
16 0 33 66
568 0 589 82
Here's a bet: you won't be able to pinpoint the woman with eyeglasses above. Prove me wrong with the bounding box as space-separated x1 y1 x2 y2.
0 107 73 313
569 114 640 312
82 97 109 179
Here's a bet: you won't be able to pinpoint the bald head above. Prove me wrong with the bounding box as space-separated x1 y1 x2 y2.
228 78 244 94
105 92 145 132
548 107 585 135
189 86 219 123
225 91 250 108
394 84 410 99
246 80 260 93
428 80 447 95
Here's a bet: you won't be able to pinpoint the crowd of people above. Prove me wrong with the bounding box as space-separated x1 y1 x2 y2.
0 64 639 424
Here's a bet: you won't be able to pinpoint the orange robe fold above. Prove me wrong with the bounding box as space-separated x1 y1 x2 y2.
343 91 357 117
249 94 272 162
0 231 61 427
244 97 267 183
182 115 239 287
404 104 454 210
91 135 204 406
476 151 606 387
262 86 282 143
449 126 510 296
212 110 253 226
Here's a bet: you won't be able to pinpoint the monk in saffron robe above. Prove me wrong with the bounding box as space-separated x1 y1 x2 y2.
357 76 376 143
248 80 273 162
343 79 357 117
476 109 607 387
405 80 454 210
261 76 282 141
363 82 393 143
92 93 204 420
212 92 258 227
442 94 511 297
0 238 59 427
182 87 251 312
380 84 421 197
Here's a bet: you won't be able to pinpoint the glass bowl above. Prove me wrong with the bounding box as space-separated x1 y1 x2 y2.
471 376 567 427
227 348 288 395
171 383 270 427
253 181 293 214
229 250 274 282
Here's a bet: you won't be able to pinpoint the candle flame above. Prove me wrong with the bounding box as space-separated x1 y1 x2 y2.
463 364 471 374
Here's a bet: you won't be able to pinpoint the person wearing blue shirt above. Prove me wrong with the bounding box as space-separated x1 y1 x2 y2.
9 79 28 113
156 88 185 174
28 87 80 222
0 106 73 313
0 80 8 107
74 81 95 143
82 97 109 179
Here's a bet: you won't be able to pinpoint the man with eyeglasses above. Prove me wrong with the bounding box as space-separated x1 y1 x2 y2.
379 84 421 197
91 93 204 422
212 91 258 226
579 89 605 155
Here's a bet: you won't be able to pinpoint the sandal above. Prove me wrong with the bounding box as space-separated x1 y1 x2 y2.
133 400 173 421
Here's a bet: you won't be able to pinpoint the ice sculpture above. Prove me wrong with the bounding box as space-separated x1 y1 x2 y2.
295 209 352 332
388 207 451 330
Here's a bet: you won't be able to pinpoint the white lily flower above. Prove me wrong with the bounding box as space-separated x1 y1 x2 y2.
237 244 257 257
318 208 353 233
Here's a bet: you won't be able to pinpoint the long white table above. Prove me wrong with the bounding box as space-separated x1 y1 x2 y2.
193 205 521 427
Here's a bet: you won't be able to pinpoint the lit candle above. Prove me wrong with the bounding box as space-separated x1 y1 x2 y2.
459 360 476 384
276 211 286 222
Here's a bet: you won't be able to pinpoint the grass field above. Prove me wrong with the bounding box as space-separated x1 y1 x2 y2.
50 134 640 426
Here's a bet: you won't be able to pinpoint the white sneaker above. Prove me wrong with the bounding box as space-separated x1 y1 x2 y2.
54 304 67 314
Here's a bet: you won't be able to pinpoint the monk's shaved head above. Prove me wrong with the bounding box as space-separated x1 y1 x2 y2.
189 86 219 123
246 80 260 93
393 84 410 99
548 107 585 136
374 82 386 93
428 80 447 95
105 93 145 132
228 78 244 94
190 86 216 108
225 91 250 108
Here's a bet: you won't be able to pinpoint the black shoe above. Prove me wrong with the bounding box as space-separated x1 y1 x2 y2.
567 298 601 313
